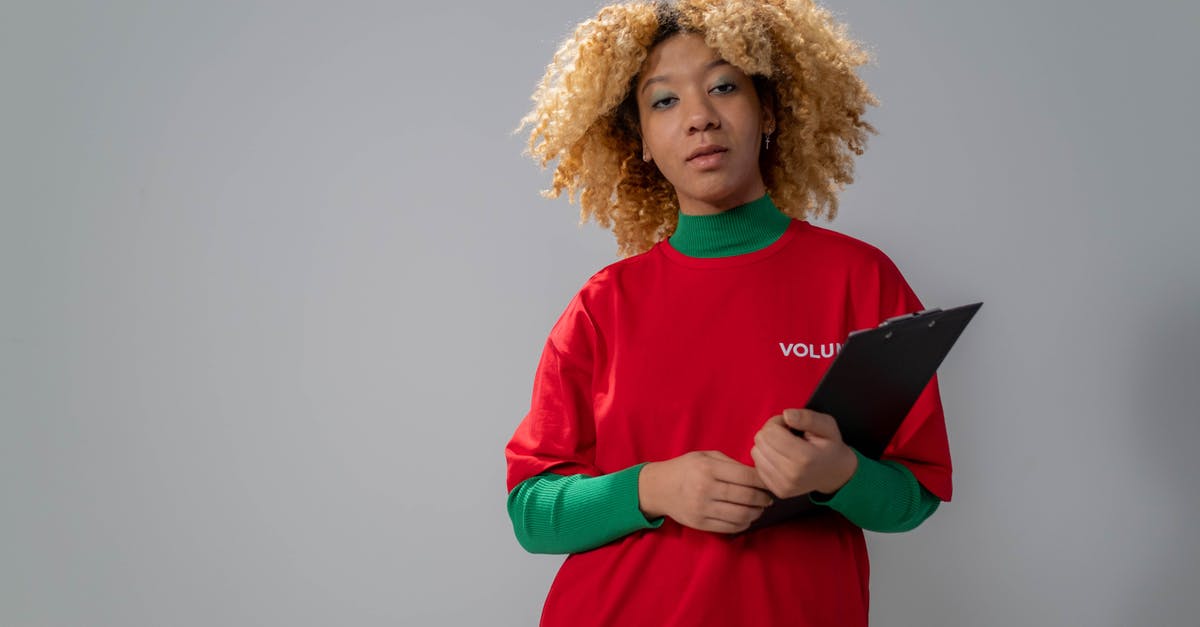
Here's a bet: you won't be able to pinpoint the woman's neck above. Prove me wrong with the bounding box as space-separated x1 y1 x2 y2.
668 194 792 258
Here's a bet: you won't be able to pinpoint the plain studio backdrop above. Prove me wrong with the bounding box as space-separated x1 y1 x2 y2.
2 1 1197 625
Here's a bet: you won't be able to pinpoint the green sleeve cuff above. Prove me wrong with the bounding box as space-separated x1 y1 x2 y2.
809 448 941 533
507 463 663 555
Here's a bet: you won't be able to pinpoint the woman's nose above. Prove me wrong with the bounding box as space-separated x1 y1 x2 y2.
685 98 720 133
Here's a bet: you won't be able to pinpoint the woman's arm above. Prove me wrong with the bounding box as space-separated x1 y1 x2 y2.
507 464 663 555
809 449 941 532
752 408 943 532
508 450 776 553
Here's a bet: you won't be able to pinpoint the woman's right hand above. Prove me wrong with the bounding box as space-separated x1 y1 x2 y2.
638 451 775 533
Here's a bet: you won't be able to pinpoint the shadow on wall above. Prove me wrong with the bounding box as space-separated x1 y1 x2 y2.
1121 285 1200 625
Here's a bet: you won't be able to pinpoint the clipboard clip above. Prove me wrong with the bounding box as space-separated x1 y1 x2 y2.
880 307 942 327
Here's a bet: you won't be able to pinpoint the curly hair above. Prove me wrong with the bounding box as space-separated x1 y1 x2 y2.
518 0 878 258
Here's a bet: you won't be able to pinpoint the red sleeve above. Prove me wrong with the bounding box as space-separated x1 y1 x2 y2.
863 251 954 502
504 291 601 492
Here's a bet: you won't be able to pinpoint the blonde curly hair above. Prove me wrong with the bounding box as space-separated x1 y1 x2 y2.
518 0 878 258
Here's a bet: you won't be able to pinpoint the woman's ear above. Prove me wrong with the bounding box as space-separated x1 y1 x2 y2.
761 98 776 136
754 76 777 135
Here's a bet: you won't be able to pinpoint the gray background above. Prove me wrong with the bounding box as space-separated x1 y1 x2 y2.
3 1 1197 625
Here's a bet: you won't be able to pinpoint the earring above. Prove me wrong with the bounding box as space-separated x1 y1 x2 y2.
764 133 771 150
643 152 652 162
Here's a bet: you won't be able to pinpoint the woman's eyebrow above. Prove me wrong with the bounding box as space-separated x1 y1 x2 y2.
640 59 731 95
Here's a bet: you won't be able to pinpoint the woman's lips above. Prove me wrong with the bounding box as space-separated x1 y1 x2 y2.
687 148 727 169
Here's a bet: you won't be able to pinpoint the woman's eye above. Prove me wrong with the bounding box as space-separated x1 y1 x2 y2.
711 82 736 95
652 96 678 109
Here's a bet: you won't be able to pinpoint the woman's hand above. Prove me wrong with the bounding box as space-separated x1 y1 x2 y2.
750 409 858 499
638 451 775 534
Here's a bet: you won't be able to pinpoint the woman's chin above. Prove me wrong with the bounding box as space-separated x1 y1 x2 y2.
675 183 764 214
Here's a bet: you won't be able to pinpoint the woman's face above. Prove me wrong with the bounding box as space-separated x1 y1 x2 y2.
635 33 773 216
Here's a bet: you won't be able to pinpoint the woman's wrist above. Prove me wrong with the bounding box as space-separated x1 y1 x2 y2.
816 444 860 496
637 461 665 519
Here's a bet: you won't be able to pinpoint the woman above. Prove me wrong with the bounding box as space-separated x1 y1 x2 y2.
504 1 952 624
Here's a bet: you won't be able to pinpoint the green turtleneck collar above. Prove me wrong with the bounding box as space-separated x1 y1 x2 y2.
668 194 792 258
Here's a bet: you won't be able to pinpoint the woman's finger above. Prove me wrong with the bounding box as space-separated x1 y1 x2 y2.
703 500 764 527
714 481 774 508
708 453 769 489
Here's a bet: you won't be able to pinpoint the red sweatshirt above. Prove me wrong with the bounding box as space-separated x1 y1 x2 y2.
506 218 952 626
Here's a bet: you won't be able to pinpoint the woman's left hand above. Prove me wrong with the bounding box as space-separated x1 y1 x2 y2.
750 408 859 499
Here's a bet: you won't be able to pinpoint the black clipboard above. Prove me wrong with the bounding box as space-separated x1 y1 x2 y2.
746 301 983 530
